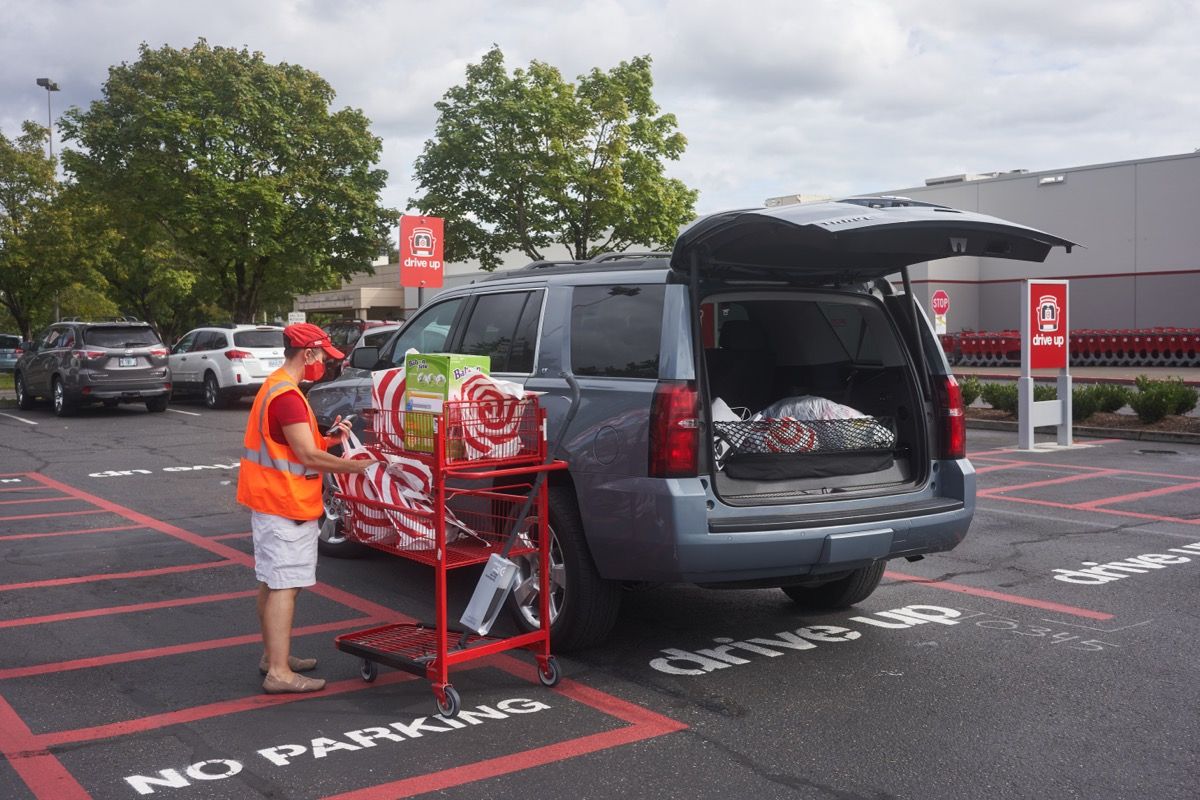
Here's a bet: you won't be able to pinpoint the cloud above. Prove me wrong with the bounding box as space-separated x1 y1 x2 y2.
2 0 1198 214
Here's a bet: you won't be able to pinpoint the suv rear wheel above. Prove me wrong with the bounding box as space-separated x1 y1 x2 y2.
781 560 886 609
508 486 621 652
52 377 76 417
146 395 169 413
203 372 228 409
14 372 34 410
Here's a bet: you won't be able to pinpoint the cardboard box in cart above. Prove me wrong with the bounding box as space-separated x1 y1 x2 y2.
403 353 490 453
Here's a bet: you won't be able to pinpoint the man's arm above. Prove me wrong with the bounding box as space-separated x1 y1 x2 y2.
282 423 372 474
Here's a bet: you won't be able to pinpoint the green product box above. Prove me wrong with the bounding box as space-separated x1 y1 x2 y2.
403 353 490 453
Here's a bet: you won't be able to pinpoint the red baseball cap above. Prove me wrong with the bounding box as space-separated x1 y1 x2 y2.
283 322 344 360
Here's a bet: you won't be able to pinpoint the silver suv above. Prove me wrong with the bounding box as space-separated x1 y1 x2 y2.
14 319 172 415
308 198 1074 650
169 325 285 408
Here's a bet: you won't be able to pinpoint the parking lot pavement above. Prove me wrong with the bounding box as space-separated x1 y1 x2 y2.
0 407 1198 799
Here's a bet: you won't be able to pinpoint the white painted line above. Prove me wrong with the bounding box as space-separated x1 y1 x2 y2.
0 412 38 426
167 408 202 417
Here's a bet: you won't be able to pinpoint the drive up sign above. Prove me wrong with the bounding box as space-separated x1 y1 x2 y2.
1018 279 1071 449
400 215 444 288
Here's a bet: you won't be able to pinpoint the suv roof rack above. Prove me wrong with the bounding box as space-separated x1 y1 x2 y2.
59 315 143 323
516 260 585 271
586 251 670 263
479 253 671 282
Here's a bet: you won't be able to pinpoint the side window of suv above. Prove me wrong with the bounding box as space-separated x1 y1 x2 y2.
384 298 465 366
570 284 665 379
172 332 197 355
458 291 541 374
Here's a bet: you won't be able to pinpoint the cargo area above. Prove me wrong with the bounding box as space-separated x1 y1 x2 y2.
702 290 928 503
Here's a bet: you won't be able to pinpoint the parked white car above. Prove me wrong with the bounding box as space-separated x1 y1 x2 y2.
169 325 285 408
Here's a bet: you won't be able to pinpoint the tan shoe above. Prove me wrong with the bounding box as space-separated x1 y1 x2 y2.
259 655 318 675
262 673 326 694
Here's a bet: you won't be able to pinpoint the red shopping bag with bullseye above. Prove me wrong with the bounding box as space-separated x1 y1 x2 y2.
333 430 396 545
453 373 529 460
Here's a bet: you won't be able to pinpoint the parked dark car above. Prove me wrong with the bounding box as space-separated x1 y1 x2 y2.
308 197 1074 650
14 318 172 415
318 319 389 383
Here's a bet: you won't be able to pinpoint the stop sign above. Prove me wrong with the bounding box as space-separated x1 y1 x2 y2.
931 290 950 315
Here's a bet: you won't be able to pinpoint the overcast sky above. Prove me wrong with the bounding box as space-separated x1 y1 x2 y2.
4 0 1198 216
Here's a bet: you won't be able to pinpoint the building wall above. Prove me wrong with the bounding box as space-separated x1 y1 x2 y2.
876 151 1200 333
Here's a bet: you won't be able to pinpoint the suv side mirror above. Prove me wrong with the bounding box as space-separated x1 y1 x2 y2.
350 346 380 370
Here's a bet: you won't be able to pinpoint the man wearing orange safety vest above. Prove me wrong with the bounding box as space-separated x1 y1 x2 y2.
237 322 373 694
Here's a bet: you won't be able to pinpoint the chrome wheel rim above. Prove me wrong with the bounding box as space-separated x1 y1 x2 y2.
53 381 63 413
511 520 565 629
15 376 25 404
204 377 218 407
318 475 349 546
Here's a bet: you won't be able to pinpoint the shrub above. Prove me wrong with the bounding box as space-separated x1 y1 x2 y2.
1129 386 1173 423
980 382 1018 413
1071 385 1099 422
958 375 982 407
1090 383 1130 413
1163 378 1198 415
1033 384 1057 402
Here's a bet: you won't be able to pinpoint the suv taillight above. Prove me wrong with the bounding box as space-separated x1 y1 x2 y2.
148 347 168 357
225 349 252 361
72 349 106 360
934 375 966 460
649 381 699 478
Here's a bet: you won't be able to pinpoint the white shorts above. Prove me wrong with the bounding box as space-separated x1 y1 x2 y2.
252 511 319 589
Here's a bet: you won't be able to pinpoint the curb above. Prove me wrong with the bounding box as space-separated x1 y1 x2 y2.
966 418 1200 445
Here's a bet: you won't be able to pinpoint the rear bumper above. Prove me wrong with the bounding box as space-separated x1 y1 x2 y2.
578 459 975 584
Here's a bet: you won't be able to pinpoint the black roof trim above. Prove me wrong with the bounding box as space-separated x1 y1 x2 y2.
478 253 671 282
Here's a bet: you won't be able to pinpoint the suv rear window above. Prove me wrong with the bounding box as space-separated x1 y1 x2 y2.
0 335 19 348
83 326 161 347
234 330 285 348
571 284 664 379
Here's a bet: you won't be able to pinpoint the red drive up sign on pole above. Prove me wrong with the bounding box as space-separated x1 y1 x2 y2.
1028 280 1068 369
399 215 444 288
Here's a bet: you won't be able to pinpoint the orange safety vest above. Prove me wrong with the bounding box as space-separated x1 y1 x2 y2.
236 369 324 520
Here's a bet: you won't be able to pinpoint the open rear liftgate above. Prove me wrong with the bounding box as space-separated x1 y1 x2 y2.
332 378 578 718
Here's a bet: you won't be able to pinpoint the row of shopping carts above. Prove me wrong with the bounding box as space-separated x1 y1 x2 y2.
940 328 1200 367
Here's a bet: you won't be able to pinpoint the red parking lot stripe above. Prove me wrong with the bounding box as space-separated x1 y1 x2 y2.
0 616 379 681
0 523 144 542
978 470 1118 496
884 571 1115 620
0 508 108 522
0 560 238 593
0 696 89 800
1075 480 1200 510
0 496 76 506
0 589 259 630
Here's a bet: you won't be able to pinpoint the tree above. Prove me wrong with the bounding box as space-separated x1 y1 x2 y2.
410 46 698 269
60 40 394 324
0 122 102 340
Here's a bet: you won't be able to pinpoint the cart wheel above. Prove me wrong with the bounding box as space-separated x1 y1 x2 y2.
435 686 461 718
537 656 562 687
360 659 377 683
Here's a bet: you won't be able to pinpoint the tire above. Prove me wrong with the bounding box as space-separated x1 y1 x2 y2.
145 395 169 413
317 473 367 558
781 560 886 609
507 486 621 652
52 377 76 417
14 372 35 410
203 372 228 409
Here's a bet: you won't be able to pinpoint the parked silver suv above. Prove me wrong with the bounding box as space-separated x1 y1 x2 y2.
308 198 1074 650
14 318 171 415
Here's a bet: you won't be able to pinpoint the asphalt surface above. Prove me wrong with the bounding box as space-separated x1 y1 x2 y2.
0 397 1197 799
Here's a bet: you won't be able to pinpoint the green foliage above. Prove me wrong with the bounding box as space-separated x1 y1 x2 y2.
980 382 1018 413
1090 383 1130 413
1071 385 1099 422
1130 376 1197 420
958 375 981 407
1033 384 1057 402
60 39 394 324
1128 386 1173 423
411 46 698 269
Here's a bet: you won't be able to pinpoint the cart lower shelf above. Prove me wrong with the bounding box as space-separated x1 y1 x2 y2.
335 621 561 717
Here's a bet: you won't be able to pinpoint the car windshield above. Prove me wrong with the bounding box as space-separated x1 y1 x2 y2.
234 330 285 348
83 327 161 347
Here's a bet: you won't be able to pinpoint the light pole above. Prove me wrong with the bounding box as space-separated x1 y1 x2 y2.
35 77 60 160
